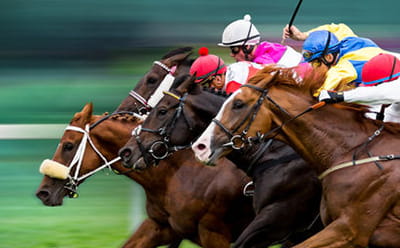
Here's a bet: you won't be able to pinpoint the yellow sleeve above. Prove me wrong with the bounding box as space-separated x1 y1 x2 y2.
313 59 358 96
306 23 357 41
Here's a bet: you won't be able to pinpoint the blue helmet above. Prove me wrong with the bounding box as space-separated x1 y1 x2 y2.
302 30 340 62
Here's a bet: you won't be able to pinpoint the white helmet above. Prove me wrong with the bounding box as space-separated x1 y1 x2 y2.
218 14 260 47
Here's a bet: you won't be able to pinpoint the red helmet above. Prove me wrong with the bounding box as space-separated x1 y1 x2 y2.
361 53 400 86
190 47 227 83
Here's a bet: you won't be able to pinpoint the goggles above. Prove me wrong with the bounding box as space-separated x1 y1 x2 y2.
230 46 241 54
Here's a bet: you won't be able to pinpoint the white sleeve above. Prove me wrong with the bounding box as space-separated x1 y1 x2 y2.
343 79 400 104
225 62 249 85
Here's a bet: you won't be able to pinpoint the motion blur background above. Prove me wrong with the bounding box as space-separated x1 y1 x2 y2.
1 1 399 247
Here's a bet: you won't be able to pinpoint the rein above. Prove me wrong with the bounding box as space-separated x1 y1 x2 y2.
216 84 400 180
128 60 175 114
318 125 400 179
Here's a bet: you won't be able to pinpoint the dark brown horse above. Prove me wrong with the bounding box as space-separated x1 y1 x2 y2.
116 47 193 113
119 75 323 248
193 65 400 248
36 102 254 248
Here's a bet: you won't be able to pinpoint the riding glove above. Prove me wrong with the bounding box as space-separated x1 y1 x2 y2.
318 90 344 104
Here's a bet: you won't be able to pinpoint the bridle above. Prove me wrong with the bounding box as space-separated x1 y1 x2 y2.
42 112 143 198
213 84 399 179
127 61 175 115
213 84 325 150
132 91 194 167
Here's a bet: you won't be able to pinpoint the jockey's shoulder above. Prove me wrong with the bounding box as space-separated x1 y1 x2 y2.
228 61 266 70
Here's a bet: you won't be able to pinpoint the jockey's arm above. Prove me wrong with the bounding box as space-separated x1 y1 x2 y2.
344 79 400 105
306 23 357 41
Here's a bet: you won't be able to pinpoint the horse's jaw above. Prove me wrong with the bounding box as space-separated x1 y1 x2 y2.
208 146 231 166
133 157 150 170
36 177 68 207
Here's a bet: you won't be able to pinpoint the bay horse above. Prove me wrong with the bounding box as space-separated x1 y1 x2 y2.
118 75 323 248
193 65 400 248
36 103 254 248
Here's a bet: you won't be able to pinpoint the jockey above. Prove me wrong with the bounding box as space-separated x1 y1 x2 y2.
189 47 227 90
283 23 386 96
189 47 266 94
219 14 303 67
319 53 400 122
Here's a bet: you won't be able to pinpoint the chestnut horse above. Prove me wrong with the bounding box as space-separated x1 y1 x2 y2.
193 65 400 248
36 103 254 248
119 75 323 248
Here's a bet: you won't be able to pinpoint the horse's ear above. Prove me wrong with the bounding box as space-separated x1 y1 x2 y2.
81 102 93 118
177 73 199 94
164 47 193 67
72 103 93 125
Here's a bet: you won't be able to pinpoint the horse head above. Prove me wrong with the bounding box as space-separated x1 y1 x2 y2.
116 47 193 113
36 103 142 206
118 74 228 169
192 64 326 165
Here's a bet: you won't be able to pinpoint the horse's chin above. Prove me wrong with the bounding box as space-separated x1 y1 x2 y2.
133 157 150 170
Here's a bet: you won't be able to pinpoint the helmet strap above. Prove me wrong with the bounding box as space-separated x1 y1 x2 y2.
319 32 338 68
319 52 338 68
242 22 255 61
389 55 397 81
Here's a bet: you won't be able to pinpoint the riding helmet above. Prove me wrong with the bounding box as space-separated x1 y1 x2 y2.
361 53 400 86
302 30 340 62
218 14 260 47
190 47 227 83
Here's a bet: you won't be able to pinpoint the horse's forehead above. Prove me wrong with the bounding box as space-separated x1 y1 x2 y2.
214 90 241 121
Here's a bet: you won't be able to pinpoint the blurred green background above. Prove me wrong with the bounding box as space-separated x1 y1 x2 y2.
1 0 399 247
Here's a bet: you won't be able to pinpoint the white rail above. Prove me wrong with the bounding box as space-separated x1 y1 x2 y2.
0 124 66 139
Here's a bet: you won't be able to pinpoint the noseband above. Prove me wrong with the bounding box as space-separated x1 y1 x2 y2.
128 61 174 115
40 112 141 198
133 91 194 166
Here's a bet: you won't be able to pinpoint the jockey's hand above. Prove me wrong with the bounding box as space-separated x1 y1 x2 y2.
318 90 344 104
282 25 307 41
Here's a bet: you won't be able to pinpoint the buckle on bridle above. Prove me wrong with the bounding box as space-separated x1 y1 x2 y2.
64 180 79 198
230 135 246 150
148 141 169 160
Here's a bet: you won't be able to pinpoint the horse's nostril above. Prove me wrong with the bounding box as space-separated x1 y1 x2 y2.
197 143 206 150
120 148 132 159
36 190 50 201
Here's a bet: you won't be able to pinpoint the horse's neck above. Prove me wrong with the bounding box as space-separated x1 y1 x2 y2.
91 117 163 185
275 105 374 174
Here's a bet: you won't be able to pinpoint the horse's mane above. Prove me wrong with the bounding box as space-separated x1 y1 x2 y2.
161 47 193 60
248 65 380 121
109 112 143 123
248 65 325 95
87 112 142 130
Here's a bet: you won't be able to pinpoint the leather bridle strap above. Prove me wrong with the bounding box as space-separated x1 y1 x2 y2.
128 60 173 112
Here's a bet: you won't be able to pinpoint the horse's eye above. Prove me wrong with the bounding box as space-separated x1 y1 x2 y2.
158 109 168 116
147 77 158 84
233 99 245 109
63 142 74 152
